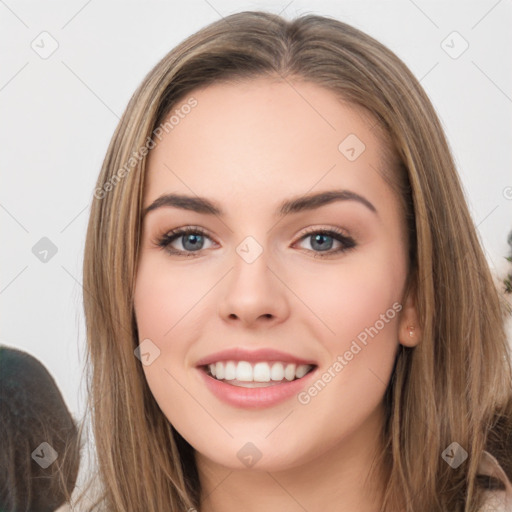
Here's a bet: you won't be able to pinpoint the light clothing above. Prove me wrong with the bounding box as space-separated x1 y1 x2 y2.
478 450 512 511
53 450 511 511
55 505 72 512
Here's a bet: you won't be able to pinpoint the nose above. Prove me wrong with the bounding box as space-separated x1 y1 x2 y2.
217 247 290 328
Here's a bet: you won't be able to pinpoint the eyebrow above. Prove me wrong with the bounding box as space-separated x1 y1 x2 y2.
142 189 377 218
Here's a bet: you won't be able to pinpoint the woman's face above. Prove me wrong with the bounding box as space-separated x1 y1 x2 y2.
134 77 419 472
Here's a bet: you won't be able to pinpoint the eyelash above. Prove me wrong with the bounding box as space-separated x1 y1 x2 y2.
154 225 357 259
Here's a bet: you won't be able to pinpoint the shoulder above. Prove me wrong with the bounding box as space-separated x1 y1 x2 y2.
477 450 512 511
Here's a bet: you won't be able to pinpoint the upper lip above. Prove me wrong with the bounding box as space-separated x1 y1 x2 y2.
195 348 318 367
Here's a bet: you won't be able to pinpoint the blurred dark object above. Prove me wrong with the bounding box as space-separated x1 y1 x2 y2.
0 346 80 512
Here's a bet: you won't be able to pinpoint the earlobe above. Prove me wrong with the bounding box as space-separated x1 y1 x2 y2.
400 324 420 347
398 289 421 348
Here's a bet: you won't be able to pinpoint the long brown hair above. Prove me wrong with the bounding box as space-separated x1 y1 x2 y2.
75 11 512 511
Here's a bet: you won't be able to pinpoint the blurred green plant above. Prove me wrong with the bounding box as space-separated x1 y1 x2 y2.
505 230 512 295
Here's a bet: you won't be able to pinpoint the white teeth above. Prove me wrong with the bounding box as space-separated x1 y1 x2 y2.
236 361 253 382
284 363 296 381
295 364 309 378
253 362 271 382
224 361 236 380
270 362 284 381
215 361 224 379
206 360 314 383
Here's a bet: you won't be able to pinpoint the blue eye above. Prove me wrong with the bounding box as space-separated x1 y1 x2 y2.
296 228 357 258
157 227 213 257
156 226 356 258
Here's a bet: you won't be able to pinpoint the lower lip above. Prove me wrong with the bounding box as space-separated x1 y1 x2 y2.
197 366 318 409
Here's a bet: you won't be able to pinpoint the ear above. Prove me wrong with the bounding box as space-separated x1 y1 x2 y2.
398 286 421 348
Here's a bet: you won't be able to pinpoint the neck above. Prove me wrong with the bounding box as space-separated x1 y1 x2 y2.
195 403 388 512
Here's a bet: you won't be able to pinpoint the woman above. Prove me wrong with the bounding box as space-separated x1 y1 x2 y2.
75 11 512 511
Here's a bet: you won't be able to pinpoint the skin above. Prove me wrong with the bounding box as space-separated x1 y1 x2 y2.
134 77 421 512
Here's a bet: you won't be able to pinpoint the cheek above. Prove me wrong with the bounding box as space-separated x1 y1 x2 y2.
133 257 204 427
133 254 221 379
133 257 191 377
295 264 403 429
295 253 404 346
134 255 206 341
291 248 405 411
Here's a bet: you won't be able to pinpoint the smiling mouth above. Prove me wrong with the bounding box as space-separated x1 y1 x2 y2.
201 361 317 388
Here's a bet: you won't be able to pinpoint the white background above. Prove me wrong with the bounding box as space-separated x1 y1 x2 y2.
1 0 511 422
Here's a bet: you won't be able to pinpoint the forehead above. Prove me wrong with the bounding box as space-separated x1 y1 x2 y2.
144 77 395 216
